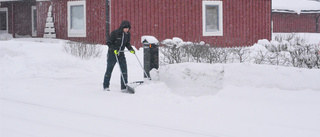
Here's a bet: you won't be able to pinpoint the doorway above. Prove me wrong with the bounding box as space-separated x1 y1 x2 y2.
31 6 37 37
0 7 8 33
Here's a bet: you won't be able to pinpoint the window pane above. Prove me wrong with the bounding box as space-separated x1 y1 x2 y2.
0 11 7 30
206 5 219 32
33 10 37 31
71 5 84 30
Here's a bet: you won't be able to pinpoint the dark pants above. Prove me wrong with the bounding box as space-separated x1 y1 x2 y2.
103 51 128 90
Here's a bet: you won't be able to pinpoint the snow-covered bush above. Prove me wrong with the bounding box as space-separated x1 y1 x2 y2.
160 38 184 64
209 47 230 63
63 41 102 60
230 47 251 63
270 35 319 68
160 39 233 64
253 36 319 69
160 36 320 69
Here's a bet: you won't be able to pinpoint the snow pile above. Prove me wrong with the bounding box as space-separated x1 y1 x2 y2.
149 63 224 96
0 40 99 79
223 63 320 91
0 31 13 40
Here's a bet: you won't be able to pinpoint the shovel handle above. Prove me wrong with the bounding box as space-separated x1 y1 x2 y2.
134 54 151 80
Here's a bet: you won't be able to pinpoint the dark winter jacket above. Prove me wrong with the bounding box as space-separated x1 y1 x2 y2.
107 20 133 52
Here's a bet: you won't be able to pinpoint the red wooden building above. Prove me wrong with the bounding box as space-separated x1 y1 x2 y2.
272 0 320 33
272 10 320 33
1 0 272 47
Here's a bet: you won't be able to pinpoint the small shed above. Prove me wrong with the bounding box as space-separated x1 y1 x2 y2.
272 0 320 33
1 0 272 47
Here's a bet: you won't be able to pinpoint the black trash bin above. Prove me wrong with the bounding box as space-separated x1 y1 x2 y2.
141 36 159 79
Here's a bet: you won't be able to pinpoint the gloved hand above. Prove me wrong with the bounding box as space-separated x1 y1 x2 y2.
114 50 119 55
130 50 135 54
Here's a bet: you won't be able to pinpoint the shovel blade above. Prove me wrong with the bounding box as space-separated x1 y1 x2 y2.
124 81 145 94
125 85 135 94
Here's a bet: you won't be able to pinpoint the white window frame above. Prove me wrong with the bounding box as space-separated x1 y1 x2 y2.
31 6 37 37
202 1 223 36
0 7 8 33
67 1 86 37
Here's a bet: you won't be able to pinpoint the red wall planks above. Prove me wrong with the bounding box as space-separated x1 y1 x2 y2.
37 0 106 44
272 12 320 33
37 1 51 38
34 0 272 47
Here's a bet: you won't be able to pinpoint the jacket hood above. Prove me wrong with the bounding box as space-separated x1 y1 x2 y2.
119 20 131 30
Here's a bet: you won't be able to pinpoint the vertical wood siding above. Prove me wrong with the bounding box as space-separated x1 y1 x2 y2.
110 0 271 47
37 1 51 38
37 0 106 44
35 0 271 47
272 12 320 33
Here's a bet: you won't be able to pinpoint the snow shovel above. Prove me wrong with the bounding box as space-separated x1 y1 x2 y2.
115 51 151 94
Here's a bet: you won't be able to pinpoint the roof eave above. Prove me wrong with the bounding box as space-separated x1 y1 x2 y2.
272 9 320 14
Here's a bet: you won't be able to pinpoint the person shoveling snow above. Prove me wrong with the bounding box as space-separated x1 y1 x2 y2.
103 20 135 92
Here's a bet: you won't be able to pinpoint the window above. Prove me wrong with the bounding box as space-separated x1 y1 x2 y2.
202 1 223 36
0 7 8 33
67 1 86 37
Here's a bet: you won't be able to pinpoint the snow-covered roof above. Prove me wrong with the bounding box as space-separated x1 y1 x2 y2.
141 36 159 44
272 0 320 14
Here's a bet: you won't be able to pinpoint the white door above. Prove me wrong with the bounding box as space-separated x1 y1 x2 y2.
31 6 37 37
0 7 8 33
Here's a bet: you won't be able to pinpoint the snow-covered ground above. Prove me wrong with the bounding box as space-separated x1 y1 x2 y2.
1 38 320 137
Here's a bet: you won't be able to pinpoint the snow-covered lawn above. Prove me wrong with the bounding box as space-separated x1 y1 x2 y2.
1 38 320 137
